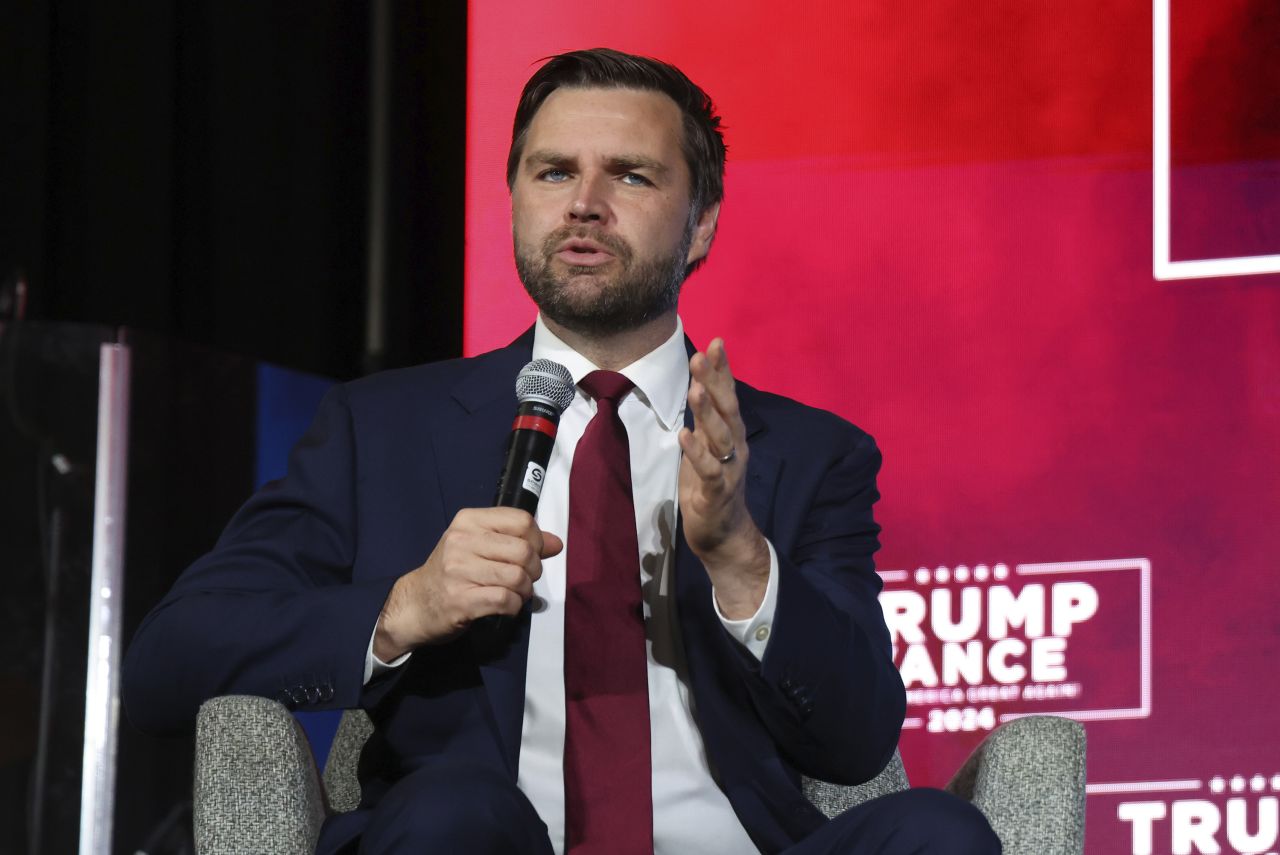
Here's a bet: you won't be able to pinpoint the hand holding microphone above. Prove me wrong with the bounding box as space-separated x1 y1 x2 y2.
374 360 574 660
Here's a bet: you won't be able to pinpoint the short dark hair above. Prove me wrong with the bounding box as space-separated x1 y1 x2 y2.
506 48 726 214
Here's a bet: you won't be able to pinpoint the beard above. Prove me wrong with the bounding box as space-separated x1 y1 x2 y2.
515 223 693 338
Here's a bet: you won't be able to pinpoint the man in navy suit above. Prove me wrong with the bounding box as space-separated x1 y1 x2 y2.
124 49 999 853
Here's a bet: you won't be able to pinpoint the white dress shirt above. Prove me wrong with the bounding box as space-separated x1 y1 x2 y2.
368 315 779 853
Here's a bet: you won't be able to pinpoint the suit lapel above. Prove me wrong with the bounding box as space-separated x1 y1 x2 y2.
428 329 536 776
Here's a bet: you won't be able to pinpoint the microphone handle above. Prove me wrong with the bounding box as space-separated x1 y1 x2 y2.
493 424 555 512
475 400 560 648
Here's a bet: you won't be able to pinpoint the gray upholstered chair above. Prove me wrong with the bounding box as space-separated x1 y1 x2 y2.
193 696 1085 854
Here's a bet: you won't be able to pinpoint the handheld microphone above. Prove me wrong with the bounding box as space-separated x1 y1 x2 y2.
474 359 574 649
493 359 575 512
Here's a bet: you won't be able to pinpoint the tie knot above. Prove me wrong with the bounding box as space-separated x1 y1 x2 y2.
579 370 634 406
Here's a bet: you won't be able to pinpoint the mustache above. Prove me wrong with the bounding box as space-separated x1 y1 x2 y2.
540 226 633 263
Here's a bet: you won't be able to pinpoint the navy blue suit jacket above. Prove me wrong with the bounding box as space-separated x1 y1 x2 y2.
123 330 905 854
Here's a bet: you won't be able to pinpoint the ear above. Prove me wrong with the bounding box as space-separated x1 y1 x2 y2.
685 202 721 266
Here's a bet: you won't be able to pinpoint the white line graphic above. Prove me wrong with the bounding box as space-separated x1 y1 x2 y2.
1152 0 1280 280
1087 779 1202 795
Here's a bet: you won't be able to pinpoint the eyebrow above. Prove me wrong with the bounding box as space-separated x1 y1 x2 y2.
524 149 669 175
605 154 668 174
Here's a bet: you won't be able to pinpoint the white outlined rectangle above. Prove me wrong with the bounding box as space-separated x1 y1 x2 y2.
1153 0 1280 280
999 558 1151 723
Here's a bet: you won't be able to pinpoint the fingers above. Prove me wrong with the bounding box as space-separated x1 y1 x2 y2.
453 506 544 537
540 531 564 558
443 517 558 626
457 585 525 620
452 507 562 566
467 557 536 598
386 509 559 648
686 339 746 479
689 378 733 446
425 531 537 630
688 339 745 457
451 526 558 620
426 510 551 630
465 528 540 572
679 426 728 482
690 339 742 427
678 342 758 562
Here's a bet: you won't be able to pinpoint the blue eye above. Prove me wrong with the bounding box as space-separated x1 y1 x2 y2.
539 169 570 182
620 173 651 187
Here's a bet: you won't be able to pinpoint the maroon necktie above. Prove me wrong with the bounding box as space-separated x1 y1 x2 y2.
563 370 653 853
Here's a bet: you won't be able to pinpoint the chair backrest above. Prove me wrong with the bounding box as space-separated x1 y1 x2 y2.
320 709 910 817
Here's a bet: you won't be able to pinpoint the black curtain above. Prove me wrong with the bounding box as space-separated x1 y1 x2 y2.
1 1 466 379
0 3 466 850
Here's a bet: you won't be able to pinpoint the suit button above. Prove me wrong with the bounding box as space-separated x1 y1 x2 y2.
320 684 335 702
306 686 321 703
780 678 794 691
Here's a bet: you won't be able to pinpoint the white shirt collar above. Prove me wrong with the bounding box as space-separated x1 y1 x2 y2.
531 315 690 431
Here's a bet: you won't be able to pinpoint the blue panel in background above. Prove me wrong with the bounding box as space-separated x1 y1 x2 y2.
255 363 337 489
255 363 342 768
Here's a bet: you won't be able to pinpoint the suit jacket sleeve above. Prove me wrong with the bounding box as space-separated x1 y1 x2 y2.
122 383 399 735
735 426 904 785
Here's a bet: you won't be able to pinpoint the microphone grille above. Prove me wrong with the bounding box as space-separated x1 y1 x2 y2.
515 359 575 412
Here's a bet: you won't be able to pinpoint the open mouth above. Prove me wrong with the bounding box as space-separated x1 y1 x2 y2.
555 240 615 267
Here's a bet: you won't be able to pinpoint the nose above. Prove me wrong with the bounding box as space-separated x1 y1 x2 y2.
566 172 611 225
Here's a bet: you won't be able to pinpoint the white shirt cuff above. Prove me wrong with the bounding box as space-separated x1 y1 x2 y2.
363 622 412 684
712 539 779 661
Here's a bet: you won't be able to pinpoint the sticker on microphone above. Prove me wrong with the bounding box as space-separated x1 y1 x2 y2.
522 461 546 497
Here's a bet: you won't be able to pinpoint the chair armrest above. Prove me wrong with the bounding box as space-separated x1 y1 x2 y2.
194 695 326 855
803 750 910 818
946 715 1086 855
323 708 375 813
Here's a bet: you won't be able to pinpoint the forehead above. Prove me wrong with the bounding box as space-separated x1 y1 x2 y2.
524 86 686 161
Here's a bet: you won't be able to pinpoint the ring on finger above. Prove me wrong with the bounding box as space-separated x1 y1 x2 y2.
716 445 737 464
